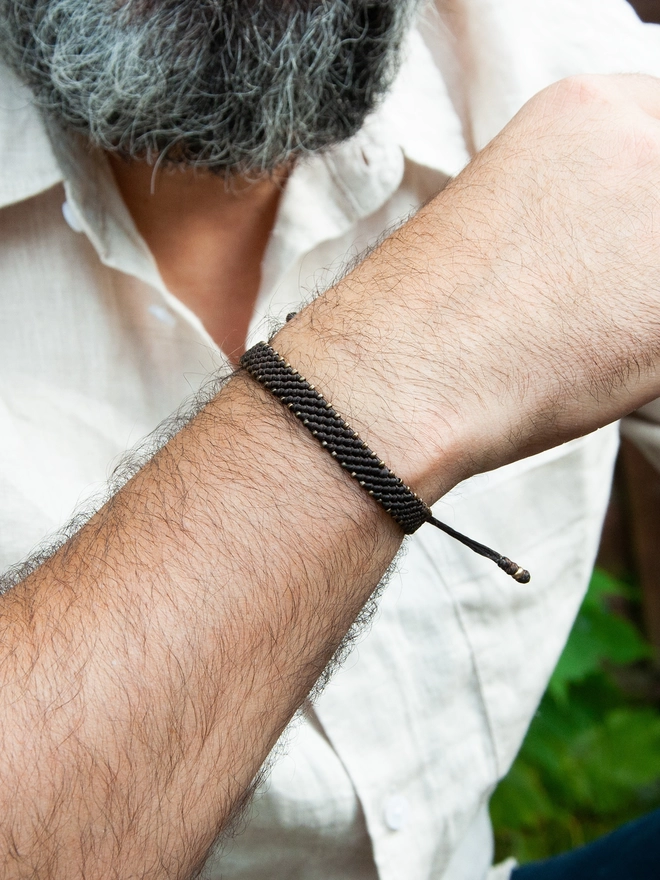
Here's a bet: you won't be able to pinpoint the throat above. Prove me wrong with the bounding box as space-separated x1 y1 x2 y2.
108 157 286 363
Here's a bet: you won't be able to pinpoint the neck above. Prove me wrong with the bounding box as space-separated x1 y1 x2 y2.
108 157 286 362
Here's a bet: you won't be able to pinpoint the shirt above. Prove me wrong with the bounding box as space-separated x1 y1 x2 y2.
0 2 658 879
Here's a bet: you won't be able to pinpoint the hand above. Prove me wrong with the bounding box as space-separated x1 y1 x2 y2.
275 74 660 501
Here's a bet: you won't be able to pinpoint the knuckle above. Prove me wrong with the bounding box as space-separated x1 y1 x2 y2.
535 75 660 169
543 74 614 111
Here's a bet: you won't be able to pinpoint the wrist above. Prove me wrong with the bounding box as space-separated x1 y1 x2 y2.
271 215 494 505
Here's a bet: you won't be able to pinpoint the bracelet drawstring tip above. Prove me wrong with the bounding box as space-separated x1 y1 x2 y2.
497 556 531 584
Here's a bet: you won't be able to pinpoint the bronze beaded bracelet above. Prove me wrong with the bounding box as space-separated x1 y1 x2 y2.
240 341 530 584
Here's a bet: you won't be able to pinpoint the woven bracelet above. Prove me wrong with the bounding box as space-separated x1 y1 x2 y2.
240 341 530 584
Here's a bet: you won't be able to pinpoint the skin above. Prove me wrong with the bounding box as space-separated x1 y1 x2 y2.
2 73 660 878
108 157 288 361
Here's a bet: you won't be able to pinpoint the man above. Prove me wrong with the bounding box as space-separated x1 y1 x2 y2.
0 1 660 878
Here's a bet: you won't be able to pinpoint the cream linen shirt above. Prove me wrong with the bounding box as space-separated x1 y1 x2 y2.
1 2 659 879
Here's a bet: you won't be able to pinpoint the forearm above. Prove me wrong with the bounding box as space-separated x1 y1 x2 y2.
0 364 405 878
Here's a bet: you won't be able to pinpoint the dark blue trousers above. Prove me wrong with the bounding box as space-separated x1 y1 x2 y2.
511 809 660 880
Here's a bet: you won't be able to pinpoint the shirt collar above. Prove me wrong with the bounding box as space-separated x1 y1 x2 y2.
0 63 62 209
380 22 470 177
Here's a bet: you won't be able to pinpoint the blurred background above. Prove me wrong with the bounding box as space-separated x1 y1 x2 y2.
489 1 660 862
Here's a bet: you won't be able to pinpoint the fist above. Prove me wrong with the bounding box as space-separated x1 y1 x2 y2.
422 74 660 476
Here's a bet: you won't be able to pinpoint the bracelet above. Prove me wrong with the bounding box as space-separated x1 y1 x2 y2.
240 341 530 583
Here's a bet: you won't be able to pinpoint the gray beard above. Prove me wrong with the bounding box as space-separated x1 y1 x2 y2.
0 0 417 176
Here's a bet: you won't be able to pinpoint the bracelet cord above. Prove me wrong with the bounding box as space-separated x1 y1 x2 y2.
240 342 530 584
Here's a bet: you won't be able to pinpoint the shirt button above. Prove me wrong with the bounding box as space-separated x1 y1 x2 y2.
384 794 410 831
148 304 176 326
61 200 84 233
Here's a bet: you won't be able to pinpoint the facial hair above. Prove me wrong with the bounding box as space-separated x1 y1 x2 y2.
0 0 418 176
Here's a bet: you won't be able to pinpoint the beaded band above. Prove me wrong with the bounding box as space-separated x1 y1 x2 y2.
240 341 530 583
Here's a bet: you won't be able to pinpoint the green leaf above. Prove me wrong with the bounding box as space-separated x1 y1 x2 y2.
549 572 649 700
492 567 660 865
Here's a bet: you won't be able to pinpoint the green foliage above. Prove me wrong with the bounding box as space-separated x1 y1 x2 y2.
491 568 660 864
